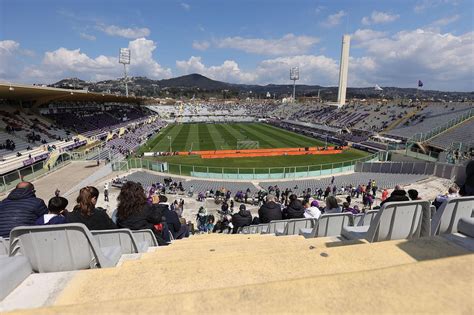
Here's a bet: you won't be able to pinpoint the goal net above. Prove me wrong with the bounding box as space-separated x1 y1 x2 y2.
237 140 259 150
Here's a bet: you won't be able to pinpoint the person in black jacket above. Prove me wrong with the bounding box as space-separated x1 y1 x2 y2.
282 194 305 219
115 181 167 246
156 195 189 240
0 181 48 238
380 185 410 207
460 160 474 196
66 186 116 230
258 194 282 223
231 204 252 233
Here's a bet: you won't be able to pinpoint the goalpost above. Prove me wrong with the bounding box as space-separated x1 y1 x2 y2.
236 140 260 150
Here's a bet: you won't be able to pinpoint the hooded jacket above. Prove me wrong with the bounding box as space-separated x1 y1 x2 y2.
0 188 48 238
283 200 305 219
258 201 282 223
231 209 252 233
460 161 474 197
380 189 409 206
157 202 181 236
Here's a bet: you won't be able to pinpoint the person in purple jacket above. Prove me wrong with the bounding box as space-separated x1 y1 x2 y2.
35 196 68 225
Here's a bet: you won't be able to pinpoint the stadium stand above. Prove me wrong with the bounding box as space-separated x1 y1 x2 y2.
428 118 474 149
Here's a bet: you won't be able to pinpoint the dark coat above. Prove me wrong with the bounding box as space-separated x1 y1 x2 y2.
0 188 48 238
157 203 181 237
380 190 410 206
116 204 166 245
283 200 305 219
231 209 253 233
258 201 282 223
66 207 117 230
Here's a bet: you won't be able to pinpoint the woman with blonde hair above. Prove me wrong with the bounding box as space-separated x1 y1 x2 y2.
66 186 116 230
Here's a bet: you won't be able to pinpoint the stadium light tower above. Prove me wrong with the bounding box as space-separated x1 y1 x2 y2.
290 67 299 103
337 35 350 107
119 48 131 97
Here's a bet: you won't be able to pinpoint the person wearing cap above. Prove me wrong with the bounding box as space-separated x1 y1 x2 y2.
303 200 321 219
231 204 253 234
0 181 48 238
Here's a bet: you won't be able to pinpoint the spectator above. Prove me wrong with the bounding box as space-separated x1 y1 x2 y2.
282 194 305 219
104 182 109 202
35 196 68 225
115 181 167 246
304 200 321 219
408 189 421 200
342 202 359 214
258 194 282 223
459 160 474 196
66 186 116 230
158 195 189 239
323 196 342 214
380 185 409 206
231 204 252 234
0 182 48 238
196 206 209 232
381 189 389 202
434 186 459 209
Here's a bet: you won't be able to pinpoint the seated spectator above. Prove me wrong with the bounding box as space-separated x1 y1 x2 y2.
115 181 167 245
323 196 342 214
380 185 409 206
408 189 421 200
342 202 359 214
434 186 459 209
35 196 68 225
66 186 116 230
459 160 474 196
157 195 189 239
258 194 282 223
231 204 252 233
282 194 305 219
381 188 389 202
0 181 48 238
304 200 321 219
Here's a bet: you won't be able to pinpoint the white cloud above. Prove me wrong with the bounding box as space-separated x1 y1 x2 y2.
192 40 210 51
79 32 96 41
214 33 319 56
414 0 459 13
321 10 346 28
22 38 171 83
431 14 460 27
0 40 21 80
361 11 400 25
181 2 190 10
353 29 474 90
352 29 387 43
97 24 150 39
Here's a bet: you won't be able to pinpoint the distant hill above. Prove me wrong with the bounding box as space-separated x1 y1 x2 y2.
51 74 473 101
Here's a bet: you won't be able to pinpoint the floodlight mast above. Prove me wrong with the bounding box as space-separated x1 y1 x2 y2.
290 67 299 103
119 48 131 97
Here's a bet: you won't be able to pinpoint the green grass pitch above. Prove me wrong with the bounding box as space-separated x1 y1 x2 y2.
137 123 370 169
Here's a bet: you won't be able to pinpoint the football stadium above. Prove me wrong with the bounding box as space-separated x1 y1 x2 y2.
0 1 473 314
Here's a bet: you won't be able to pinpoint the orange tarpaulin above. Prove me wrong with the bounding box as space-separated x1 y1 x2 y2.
174 146 348 159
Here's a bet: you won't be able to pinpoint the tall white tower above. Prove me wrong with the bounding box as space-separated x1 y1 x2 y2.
337 35 350 106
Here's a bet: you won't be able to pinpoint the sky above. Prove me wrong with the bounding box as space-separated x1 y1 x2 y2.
0 0 473 91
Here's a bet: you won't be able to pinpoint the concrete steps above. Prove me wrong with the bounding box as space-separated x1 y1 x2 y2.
3 233 473 314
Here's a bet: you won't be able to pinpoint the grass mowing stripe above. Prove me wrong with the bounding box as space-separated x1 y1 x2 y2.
262 123 326 146
172 123 192 151
197 123 216 150
206 124 229 149
250 123 314 147
213 124 240 148
246 123 302 148
221 124 248 141
184 124 199 151
153 124 183 151
237 124 279 148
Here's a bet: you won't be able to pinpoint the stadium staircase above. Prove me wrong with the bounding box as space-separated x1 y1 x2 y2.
381 103 427 134
2 233 472 314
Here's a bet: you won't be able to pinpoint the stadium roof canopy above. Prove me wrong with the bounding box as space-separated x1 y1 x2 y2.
0 82 143 106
